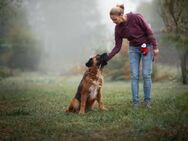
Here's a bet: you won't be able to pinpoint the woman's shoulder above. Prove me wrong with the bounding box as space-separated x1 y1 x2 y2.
127 12 143 19
127 12 145 23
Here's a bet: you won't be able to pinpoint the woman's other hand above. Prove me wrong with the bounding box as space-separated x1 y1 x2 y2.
153 48 159 62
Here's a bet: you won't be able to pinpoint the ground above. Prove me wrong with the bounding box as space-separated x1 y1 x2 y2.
0 74 188 141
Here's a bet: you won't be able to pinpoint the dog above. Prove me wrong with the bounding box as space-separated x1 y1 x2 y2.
65 54 108 114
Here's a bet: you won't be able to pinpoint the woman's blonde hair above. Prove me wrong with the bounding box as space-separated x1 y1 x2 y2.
110 4 124 16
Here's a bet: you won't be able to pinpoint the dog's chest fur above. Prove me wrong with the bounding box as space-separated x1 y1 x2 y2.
89 80 100 99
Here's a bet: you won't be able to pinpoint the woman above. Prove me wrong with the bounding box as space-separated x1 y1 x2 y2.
104 4 159 108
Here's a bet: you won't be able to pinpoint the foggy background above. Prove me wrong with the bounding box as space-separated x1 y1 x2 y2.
25 0 107 73
23 0 166 74
0 0 181 77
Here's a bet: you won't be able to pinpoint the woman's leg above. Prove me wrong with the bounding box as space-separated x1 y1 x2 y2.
142 45 153 105
129 46 141 105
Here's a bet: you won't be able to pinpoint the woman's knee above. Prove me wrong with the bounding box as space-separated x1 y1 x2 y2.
142 73 151 80
131 72 139 80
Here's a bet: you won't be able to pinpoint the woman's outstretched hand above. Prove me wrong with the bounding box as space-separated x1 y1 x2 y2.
99 53 109 66
100 53 109 62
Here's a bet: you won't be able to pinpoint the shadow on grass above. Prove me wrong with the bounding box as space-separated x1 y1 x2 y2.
0 109 30 116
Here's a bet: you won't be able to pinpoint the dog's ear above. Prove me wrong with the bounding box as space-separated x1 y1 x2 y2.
85 58 93 67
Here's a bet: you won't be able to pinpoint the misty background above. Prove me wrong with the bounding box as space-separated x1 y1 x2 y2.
25 0 111 73
23 0 170 73
1 0 187 83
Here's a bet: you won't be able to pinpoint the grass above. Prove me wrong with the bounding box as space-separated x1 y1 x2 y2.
0 74 188 141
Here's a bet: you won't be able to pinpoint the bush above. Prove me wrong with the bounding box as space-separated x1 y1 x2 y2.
0 67 13 79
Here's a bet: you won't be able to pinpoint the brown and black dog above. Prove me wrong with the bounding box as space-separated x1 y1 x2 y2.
65 54 107 114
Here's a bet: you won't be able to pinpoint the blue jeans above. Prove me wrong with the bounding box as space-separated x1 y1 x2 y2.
128 44 153 104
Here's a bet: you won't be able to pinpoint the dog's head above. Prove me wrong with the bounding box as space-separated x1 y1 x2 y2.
85 54 108 68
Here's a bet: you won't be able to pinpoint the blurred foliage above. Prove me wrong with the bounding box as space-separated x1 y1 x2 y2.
0 67 13 80
158 0 188 35
0 0 42 77
158 0 188 84
136 0 164 31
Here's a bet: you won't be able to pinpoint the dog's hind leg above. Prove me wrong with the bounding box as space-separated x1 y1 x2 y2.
72 98 80 112
65 98 80 113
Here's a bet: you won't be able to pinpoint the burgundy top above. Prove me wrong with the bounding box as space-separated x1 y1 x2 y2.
108 12 157 60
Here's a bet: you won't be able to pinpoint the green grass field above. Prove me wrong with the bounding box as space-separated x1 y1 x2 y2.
0 74 188 141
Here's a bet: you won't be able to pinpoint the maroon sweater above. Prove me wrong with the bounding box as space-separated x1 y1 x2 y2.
108 12 157 60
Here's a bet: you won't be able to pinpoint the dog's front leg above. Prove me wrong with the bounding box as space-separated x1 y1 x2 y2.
97 88 107 111
79 91 87 114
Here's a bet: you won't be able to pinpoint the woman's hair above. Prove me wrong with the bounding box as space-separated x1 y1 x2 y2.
110 4 124 16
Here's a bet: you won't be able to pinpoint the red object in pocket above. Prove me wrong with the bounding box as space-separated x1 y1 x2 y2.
140 43 148 56
140 47 148 56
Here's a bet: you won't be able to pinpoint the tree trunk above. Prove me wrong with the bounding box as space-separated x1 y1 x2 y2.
180 50 188 84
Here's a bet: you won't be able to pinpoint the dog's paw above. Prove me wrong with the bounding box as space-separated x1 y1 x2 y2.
100 107 108 111
64 109 69 113
79 111 85 114
79 112 85 114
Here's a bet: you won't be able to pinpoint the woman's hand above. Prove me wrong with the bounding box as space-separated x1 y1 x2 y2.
101 53 109 61
153 48 159 62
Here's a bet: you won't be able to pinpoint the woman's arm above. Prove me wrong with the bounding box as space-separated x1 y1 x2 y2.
108 27 123 60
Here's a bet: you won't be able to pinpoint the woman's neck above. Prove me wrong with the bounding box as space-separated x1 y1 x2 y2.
123 14 128 22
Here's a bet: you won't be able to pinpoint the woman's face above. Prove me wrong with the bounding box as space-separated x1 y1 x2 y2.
110 15 123 25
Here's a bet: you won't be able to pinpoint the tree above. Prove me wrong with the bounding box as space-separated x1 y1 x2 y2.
26 0 108 73
0 0 42 72
158 0 188 84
